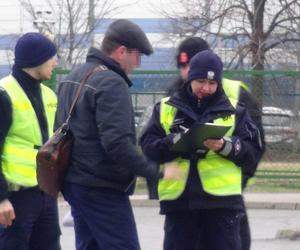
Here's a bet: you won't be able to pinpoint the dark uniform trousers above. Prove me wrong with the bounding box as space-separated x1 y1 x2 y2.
163 208 243 250
0 187 61 250
240 209 251 250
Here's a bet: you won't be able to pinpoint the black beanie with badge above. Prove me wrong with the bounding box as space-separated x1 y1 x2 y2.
14 32 57 68
105 19 153 55
176 37 209 68
187 50 223 85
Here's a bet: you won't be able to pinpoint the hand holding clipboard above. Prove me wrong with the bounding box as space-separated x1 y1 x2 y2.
170 123 231 153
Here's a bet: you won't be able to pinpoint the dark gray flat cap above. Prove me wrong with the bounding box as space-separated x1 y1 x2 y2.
105 19 153 55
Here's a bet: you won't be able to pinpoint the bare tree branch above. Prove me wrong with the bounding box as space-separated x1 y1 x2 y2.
265 0 298 38
19 0 136 68
157 0 300 106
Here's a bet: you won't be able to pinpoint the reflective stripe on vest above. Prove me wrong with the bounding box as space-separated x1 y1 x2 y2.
158 97 242 201
0 75 57 186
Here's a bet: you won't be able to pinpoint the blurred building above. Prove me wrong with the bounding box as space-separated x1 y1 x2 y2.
0 0 299 77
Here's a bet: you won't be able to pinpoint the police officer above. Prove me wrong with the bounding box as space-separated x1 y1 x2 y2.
0 33 60 249
140 50 264 250
167 36 265 250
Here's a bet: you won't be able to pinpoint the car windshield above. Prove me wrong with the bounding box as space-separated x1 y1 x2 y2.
262 115 291 126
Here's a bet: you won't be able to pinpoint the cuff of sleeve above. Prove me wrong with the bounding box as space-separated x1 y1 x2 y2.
0 190 9 202
218 137 233 156
165 133 177 146
158 171 164 179
0 178 9 202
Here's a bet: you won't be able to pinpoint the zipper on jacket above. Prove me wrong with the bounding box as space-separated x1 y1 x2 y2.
197 98 201 108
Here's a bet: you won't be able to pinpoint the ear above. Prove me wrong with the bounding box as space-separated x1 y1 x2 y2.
116 45 127 56
114 46 127 60
110 45 127 63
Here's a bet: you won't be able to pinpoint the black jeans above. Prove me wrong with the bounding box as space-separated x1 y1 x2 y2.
163 208 243 250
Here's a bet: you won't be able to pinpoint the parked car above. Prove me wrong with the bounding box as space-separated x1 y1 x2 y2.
262 106 298 147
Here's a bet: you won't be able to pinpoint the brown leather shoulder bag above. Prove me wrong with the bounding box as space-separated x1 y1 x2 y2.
36 65 106 198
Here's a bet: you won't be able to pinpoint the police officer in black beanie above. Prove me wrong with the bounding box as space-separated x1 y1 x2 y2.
0 32 60 250
166 36 265 250
144 38 210 200
55 19 181 250
140 49 263 250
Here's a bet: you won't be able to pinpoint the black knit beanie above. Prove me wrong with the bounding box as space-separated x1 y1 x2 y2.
187 50 223 85
14 32 57 68
176 37 209 68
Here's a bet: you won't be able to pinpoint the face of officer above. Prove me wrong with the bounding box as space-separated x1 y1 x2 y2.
35 56 58 81
190 79 218 99
24 56 58 81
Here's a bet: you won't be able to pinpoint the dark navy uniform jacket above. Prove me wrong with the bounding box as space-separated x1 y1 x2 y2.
140 82 264 213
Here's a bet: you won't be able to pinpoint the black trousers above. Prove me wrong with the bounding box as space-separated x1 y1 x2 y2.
240 209 251 250
63 182 140 250
163 208 243 250
0 188 61 250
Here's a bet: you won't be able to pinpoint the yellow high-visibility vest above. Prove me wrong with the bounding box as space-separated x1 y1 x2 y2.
0 75 56 186
158 96 242 201
223 78 250 106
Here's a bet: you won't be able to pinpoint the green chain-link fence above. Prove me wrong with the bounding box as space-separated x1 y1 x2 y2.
46 69 300 192
225 70 300 192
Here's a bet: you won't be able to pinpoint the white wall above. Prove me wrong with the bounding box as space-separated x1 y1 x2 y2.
0 0 172 34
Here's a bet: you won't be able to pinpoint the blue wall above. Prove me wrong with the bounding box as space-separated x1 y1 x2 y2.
94 18 173 34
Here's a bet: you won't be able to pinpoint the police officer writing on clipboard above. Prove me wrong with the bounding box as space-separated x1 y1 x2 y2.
140 50 263 250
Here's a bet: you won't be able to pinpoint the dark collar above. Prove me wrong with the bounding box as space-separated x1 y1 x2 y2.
12 65 41 93
86 47 133 87
167 86 235 122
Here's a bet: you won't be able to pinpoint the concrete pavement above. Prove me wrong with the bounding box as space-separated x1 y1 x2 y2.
59 192 300 209
243 192 300 210
58 192 300 249
128 192 300 210
59 206 300 250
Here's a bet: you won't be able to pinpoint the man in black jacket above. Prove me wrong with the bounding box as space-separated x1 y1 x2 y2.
55 19 180 250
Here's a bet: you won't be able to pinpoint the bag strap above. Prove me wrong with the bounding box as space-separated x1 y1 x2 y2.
65 65 107 124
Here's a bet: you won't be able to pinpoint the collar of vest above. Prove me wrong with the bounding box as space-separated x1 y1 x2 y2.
166 93 235 123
